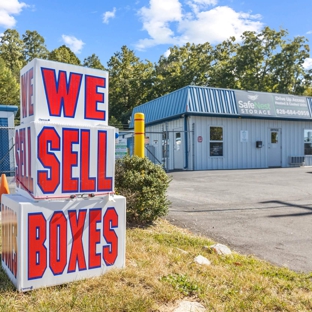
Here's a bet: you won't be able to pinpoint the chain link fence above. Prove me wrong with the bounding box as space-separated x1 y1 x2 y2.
0 127 192 177
0 126 15 177
123 129 194 172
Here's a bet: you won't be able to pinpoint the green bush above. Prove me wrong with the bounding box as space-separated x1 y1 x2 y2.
115 155 171 225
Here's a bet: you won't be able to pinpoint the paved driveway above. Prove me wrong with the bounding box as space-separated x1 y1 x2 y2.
166 167 312 273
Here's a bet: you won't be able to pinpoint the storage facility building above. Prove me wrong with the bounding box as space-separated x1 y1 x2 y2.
0 105 18 175
130 86 312 171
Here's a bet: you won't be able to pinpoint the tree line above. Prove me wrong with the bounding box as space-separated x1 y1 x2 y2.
1 27 312 128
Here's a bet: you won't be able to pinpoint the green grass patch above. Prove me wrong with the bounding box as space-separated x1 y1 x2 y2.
0 219 311 311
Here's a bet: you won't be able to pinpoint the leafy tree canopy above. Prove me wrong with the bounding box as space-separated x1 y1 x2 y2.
83 53 105 70
107 45 154 127
0 26 311 127
0 29 25 80
23 30 49 62
48 45 81 65
0 57 20 106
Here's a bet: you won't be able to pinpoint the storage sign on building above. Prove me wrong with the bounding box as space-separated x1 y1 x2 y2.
130 86 312 170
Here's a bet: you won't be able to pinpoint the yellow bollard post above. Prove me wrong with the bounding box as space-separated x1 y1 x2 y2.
134 113 145 158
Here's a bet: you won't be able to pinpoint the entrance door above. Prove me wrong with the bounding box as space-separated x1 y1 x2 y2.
268 128 282 167
174 129 183 169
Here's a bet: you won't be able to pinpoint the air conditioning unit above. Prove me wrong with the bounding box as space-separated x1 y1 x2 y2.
289 156 305 166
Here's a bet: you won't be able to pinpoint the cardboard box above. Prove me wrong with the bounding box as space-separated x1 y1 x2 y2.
1 194 126 291
20 59 109 126
15 122 115 199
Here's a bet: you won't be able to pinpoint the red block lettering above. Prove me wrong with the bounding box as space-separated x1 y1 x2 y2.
97 131 112 191
2 205 7 265
85 75 106 120
41 68 82 118
80 130 95 192
62 129 79 193
28 213 47 279
20 128 26 187
15 130 20 188
103 208 118 266
21 71 28 118
27 127 34 192
89 209 101 269
21 68 33 118
15 128 33 192
68 210 87 272
37 127 60 193
49 212 67 275
28 68 34 116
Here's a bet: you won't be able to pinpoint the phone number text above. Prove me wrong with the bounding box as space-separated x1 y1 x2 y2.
276 109 310 116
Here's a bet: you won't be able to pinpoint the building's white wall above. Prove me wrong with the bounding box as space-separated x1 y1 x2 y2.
146 116 312 170
191 116 312 170
145 119 184 170
0 110 15 127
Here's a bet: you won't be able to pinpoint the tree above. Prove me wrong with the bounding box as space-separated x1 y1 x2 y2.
0 57 20 106
48 45 81 65
83 54 105 70
22 30 49 62
0 29 25 80
268 34 311 94
208 37 239 89
108 115 124 128
303 83 312 96
107 45 154 127
154 42 213 96
209 27 312 95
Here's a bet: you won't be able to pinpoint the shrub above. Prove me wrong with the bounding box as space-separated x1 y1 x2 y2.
115 155 171 225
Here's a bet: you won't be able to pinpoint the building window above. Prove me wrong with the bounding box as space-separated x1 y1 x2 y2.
210 126 223 156
271 132 278 143
304 130 312 155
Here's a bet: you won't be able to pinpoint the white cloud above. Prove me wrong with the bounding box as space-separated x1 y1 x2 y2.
136 0 182 50
136 0 263 50
179 6 262 44
192 0 218 6
163 49 171 58
0 0 27 28
303 58 312 70
103 7 116 24
61 35 85 54
307 30 312 35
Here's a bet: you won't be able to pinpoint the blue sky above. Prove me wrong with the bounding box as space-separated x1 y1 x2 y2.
1 0 312 69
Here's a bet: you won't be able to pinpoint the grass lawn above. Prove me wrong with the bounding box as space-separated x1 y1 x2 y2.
0 218 312 311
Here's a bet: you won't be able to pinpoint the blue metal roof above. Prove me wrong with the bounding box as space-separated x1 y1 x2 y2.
187 86 237 114
130 86 188 126
130 86 312 128
0 105 18 114
307 98 312 115
130 86 237 127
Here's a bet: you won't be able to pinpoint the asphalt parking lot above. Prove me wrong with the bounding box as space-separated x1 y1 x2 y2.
166 167 312 273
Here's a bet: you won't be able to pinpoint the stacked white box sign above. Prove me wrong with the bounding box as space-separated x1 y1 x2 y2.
1 59 126 291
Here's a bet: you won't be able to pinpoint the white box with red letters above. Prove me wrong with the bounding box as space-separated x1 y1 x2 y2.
1 59 126 291
1 194 126 291
20 59 109 126
15 122 115 199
